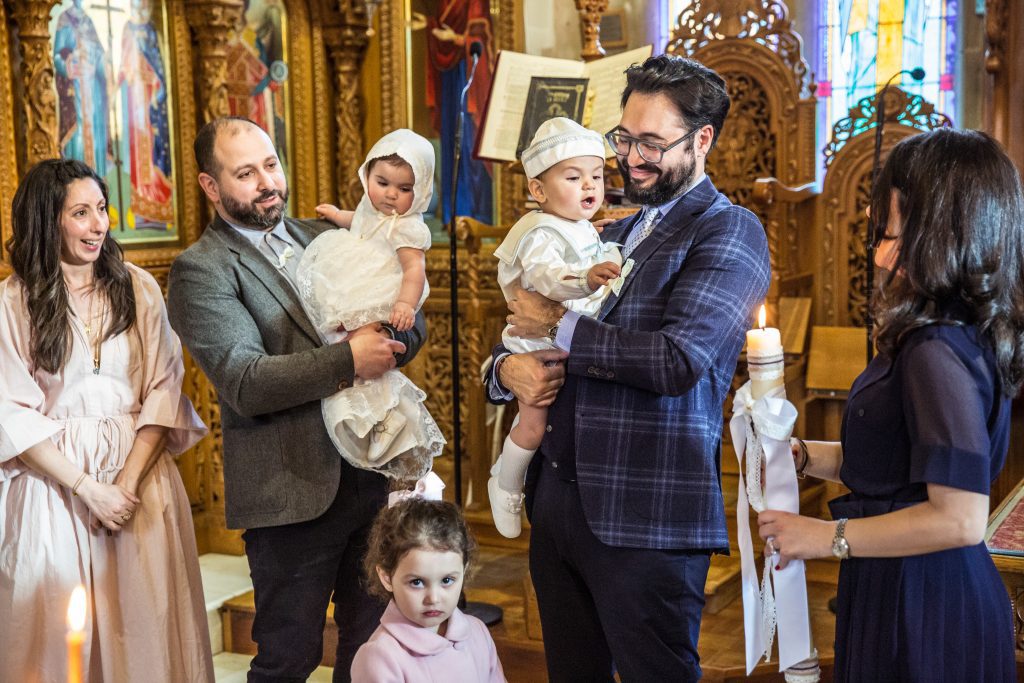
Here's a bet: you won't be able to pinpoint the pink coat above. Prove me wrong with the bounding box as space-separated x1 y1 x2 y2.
351 601 506 682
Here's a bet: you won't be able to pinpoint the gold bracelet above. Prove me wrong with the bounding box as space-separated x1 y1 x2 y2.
71 472 88 496
793 438 810 479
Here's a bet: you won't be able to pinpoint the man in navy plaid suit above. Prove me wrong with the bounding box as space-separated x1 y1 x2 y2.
486 55 770 681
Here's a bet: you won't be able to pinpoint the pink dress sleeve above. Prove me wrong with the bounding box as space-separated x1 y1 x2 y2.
130 265 207 455
0 278 62 481
480 620 507 683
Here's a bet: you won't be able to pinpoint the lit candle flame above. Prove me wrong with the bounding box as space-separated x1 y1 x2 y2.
757 304 766 330
67 585 86 632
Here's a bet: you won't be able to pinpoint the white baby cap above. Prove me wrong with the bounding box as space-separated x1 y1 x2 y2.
520 117 606 179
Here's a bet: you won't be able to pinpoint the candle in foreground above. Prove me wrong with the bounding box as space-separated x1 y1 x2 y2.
67 585 86 683
747 304 785 400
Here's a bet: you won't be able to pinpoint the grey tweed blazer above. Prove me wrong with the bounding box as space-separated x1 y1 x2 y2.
167 214 426 529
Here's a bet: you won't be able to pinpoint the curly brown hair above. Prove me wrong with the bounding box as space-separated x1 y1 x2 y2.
362 499 477 602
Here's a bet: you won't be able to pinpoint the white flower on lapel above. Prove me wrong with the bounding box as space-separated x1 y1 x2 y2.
609 258 635 296
277 245 295 269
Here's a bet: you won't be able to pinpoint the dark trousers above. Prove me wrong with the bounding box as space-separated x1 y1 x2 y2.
528 463 711 683
243 467 388 683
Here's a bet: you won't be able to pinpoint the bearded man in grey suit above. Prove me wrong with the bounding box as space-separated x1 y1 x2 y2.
167 117 424 682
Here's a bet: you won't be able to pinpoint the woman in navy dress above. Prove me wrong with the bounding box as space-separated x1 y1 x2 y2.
758 128 1023 682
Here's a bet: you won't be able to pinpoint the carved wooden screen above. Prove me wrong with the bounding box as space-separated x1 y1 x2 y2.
0 1 17 271
667 0 816 307
816 87 952 326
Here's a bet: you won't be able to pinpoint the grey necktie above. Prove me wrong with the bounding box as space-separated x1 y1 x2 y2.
262 232 299 288
622 207 660 258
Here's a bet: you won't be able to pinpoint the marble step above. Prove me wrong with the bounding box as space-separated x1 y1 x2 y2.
199 553 253 656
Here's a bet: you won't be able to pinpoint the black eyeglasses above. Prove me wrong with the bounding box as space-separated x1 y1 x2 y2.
604 127 699 164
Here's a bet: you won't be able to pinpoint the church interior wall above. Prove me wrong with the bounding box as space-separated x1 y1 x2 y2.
0 0 1022 560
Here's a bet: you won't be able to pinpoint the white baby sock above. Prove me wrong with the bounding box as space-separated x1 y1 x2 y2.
497 435 536 493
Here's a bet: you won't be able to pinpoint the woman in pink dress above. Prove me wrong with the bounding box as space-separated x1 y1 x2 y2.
0 159 213 682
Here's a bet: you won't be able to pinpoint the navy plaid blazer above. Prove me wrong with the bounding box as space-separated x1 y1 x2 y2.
490 177 770 551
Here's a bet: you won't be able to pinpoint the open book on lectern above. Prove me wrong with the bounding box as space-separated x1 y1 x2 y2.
474 45 654 164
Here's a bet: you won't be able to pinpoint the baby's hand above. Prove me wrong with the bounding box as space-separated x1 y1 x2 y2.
316 203 353 229
587 261 622 291
390 302 415 332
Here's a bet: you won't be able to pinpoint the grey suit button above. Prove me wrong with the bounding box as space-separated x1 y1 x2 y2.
545 424 552 432
339 379 350 390
607 371 615 379
551 461 559 468
857 408 864 417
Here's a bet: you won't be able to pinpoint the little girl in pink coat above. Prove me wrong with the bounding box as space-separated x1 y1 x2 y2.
351 474 506 682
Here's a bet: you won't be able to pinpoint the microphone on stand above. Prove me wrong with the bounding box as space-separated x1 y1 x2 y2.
865 67 925 363
447 38 503 627
449 38 482 509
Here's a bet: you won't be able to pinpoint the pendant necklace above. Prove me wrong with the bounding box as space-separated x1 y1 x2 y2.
88 294 105 375
72 287 104 375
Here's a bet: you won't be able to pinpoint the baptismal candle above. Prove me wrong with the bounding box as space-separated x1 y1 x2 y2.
746 304 785 400
67 585 86 683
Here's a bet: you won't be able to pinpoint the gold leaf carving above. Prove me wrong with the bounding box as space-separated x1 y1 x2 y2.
11 0 60 165
185 0 245 124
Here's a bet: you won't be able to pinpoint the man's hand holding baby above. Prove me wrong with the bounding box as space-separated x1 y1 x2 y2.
507 289 566 339
348 322 406 379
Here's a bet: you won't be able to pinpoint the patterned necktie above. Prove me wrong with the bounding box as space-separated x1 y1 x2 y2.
622 207 659 258
263 232 299 288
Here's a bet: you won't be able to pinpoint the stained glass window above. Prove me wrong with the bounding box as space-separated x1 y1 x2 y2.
818 0 958 133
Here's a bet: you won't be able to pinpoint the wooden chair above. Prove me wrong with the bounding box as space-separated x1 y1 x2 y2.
756 86 952 328
756 87 951 445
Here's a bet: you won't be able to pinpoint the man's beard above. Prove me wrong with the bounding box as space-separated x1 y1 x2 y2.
618 152 697 206
221 187 289 229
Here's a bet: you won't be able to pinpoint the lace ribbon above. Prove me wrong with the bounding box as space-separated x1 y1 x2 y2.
729 381 815 677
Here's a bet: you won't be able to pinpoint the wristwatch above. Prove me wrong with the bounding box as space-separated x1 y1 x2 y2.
546 312 565 341
831 518 851 559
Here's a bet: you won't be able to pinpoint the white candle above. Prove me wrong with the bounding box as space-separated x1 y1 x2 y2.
747 305 785 400
67 585 86 683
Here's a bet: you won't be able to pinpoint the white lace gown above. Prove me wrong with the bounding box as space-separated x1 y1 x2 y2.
297 216 444 481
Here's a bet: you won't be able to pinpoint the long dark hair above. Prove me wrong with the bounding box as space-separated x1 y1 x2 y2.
362 498 477 602
871 129 1024 395
5 159 136 374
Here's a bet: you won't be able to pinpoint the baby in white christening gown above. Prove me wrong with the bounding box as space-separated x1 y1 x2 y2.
297 129 444 481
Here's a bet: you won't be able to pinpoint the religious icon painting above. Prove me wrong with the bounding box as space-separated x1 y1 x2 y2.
226 0 292 203
408 0 497 241
50 0 179 245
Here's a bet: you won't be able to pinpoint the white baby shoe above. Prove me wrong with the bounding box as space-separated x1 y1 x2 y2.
488 467 525 539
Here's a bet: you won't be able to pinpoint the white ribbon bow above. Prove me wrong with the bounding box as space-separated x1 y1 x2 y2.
387 471 445 508
609 258 635 296
729 381 813 676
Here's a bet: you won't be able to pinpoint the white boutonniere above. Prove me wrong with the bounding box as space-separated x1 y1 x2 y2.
277 245 294 269
610 258 635 296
